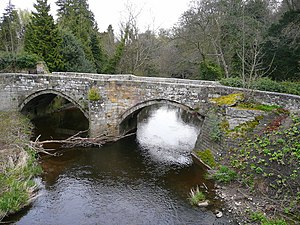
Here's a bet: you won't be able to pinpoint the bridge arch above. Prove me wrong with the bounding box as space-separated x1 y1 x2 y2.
119 99 204 135
19 89 89 119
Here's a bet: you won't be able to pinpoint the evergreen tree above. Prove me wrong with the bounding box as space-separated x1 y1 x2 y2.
90 32 105 73
263 11 300 81
0 1 22 53
103 29 128 74
59 29 96 72
56 0 99 63
24 0 63 72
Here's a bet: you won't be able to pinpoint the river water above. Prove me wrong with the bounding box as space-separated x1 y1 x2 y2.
8 105 234 225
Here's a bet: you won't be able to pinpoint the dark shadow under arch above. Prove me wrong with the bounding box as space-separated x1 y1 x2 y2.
19 89 88 119
20 89 89 140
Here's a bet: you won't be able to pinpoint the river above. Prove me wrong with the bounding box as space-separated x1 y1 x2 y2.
7 105 234 225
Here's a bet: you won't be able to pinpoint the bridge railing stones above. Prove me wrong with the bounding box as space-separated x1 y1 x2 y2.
51 72 220 86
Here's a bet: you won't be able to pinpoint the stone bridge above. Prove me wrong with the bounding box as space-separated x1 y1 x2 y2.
1 72 300 137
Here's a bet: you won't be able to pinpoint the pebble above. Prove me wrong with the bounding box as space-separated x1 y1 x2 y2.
215 210 223 218
197 200 209 207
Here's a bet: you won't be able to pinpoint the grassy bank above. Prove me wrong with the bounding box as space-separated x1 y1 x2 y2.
194 94 300 224
0 112 41 220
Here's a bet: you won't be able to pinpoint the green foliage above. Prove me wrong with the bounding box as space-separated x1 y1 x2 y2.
250 211 287 225
219 77 243 87
229 114 300 220
199 60 223 81
188 186 206 206
263 11 300 81
212 165 237 183
88 87 101 101
90 32 105 73
196 149 217 169
0 2 22 53
237 102 282 112
0 52 41 72
220 77 300 96
59 29 96 73
0 112 41 218
103 29 128 74
24 0 63 72
56 0 104 70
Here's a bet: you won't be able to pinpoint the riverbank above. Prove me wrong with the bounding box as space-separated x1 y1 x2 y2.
193 94 300 224
0 112 41 221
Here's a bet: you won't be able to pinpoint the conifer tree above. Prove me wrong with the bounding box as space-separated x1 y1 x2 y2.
0 1 22 53
56 0 106 73
24 0 63 72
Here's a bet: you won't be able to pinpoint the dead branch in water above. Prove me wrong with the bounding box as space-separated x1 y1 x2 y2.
30 131 135 152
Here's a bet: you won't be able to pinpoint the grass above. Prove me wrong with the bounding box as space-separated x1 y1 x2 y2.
237 102 282 111
0 112 41 220
188 186 206 206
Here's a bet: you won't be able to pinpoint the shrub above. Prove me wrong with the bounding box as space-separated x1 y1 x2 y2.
213 165 237 183
252 77 284 93
219 77 243 88
0 51 41 72
199 60 224 81
220 77 300 96
88 87 101 101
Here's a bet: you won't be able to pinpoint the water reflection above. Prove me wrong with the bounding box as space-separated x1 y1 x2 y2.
6 104 234 225
137 105 200 165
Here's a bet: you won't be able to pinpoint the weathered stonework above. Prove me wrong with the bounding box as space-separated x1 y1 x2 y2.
1 72 300 138
225 107 266 129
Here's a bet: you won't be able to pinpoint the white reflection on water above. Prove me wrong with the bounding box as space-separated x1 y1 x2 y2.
136 105 200 165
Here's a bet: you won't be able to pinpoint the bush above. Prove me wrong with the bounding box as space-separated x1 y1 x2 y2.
220 77 243 88
0 51 41 72
252 77 284 93
220 77 300 96
199 60 224 81
213 165 237 183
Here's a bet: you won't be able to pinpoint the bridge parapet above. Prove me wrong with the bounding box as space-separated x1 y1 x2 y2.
51 72 220 86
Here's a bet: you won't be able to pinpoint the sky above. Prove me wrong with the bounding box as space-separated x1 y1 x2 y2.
0 0 192 32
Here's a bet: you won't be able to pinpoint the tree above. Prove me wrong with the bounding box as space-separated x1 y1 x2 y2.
0 1 22 53
24 0 63 72
56 0 103 68
102 28 128 74
263 11 300 81
59 29 96 72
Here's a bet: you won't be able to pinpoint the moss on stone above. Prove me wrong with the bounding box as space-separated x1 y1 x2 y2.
236 102 282 112
196 149 217 169
88 87 101 101
226 115 263 138
210 93 244 106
